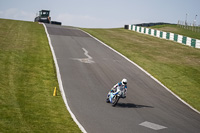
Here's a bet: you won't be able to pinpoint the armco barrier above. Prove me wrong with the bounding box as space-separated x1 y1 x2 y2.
126 25 200 49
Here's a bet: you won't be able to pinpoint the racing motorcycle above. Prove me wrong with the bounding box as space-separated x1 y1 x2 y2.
106 86 126 107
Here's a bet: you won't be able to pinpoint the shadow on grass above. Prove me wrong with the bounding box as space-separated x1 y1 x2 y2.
116 103 154 108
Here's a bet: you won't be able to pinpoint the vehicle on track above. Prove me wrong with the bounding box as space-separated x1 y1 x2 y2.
106 86 126 107
34 10 62 25
34 10 51 23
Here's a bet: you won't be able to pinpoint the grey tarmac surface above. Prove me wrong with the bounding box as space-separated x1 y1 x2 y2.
45 24 200 133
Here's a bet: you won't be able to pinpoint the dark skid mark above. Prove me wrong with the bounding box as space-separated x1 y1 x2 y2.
47 27 90 37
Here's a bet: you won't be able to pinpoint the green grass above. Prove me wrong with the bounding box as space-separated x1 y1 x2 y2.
150 24 200 40
82 28 200 111
0 19 81 132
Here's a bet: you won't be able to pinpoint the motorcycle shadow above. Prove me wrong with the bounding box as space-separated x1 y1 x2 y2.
116 103 154 108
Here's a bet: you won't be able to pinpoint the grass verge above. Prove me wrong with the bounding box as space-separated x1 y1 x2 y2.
82 28 200 111
0 19 81 132
150 24 200 40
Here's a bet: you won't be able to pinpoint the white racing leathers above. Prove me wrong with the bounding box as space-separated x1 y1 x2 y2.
110 82 127 98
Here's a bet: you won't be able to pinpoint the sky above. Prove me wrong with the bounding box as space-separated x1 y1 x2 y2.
0 0 200 28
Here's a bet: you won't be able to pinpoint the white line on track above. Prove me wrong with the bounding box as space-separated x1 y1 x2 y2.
82 48 92 59
43 24 87 133
139 121 167 130
72 48 95 64
43 24 199 133
81 29 200 115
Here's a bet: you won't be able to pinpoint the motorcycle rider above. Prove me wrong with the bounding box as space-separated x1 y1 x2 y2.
107 78 127 102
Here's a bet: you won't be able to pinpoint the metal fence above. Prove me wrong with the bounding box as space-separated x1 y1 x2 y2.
177 20 200 33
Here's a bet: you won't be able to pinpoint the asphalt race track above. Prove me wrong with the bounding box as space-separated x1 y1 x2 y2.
45 24 200 133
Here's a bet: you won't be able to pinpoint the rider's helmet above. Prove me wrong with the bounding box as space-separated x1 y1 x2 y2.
122 78 127 85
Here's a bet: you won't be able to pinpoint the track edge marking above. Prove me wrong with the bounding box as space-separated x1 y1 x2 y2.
43 24 87 133
81 29 200 115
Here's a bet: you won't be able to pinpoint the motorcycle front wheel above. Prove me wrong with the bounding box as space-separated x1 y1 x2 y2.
112 96 120 107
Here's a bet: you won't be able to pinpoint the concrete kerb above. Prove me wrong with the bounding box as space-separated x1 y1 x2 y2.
43 23 87 133
80 29 200 115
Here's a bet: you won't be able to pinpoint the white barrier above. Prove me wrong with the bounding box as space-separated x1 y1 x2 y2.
127 25 200 48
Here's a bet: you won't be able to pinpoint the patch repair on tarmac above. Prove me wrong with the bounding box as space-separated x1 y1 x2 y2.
72 48 95 64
